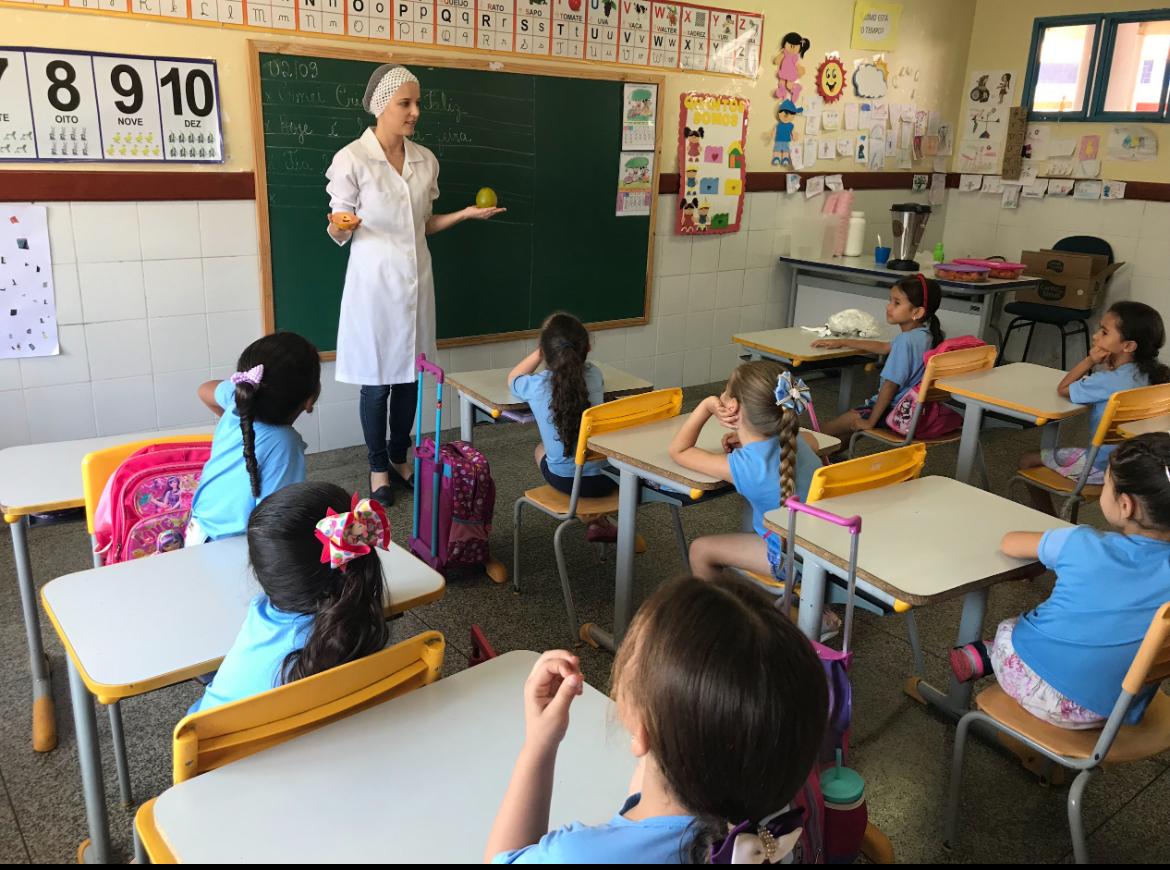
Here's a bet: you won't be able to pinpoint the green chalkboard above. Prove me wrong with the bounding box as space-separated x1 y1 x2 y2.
252 44 660 352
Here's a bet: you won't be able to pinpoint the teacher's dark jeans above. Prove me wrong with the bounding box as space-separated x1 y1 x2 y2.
359 382 419 473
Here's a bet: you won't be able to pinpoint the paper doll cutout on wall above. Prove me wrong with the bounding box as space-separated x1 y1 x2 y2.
679 197 699 230
969 73 991 104
697 200 712 228
815 54 847 103
852 56 888 99
773 31 810 102
772 99 803 167
965 69 1015 110
996 73 1013 104
684 126 705 162
685 167 698 192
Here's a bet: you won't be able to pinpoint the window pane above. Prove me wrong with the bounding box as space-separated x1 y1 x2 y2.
1103 19 1170 113
1032 23 1097 113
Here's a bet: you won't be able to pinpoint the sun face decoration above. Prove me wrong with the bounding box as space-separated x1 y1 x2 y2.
815 54 847 103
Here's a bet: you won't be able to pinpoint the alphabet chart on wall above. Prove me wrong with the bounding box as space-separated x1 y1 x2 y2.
1 0 763 79
0 47 223 162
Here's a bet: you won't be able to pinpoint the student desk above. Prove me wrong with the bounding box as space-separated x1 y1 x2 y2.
446 363 653 444
584 416 840 651
0 426 213 753
1118 414 1170 438
763 476 1070 719
733 327 879 415
935 363 1086 486
41 536 445 864
779 254 1039 345
140 651 633 863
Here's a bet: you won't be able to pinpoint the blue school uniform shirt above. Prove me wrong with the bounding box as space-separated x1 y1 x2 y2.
1011 526 1170 721
1068 362 1148 471
492 794 695 864
728 435 819 566
189 595 312 715
190 380 307 540
874 326 931 405
510 364 607 479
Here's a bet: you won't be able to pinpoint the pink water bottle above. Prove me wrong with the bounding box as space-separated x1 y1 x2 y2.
821 749 867 864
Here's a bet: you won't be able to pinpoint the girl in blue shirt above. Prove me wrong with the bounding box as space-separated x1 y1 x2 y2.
811 273 944 442
485 575 828 864
191 481 391 714
1018 301 1167 513
952 434 1170 729
669 360 820 584
187 332 321 543
509 312 616 538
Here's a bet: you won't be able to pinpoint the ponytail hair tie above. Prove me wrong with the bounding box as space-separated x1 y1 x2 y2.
231 364 264 388
314 494 392 572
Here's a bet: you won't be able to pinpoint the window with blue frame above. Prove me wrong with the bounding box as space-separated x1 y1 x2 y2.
1022 9 1170 121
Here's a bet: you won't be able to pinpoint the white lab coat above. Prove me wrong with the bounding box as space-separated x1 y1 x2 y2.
325 129 440 386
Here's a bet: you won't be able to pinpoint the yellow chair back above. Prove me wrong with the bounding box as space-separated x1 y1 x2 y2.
572 387 684 466
806 443 927 504
1093 383 1170 447
918 344 998 404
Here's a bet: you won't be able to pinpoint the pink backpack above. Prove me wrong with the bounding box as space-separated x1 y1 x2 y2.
412 439 497 571
884 336 988 438
93 442 211 565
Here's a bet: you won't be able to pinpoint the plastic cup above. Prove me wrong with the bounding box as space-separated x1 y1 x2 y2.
874 246 892 265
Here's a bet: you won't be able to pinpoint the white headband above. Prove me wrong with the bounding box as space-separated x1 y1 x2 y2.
366 65 420 118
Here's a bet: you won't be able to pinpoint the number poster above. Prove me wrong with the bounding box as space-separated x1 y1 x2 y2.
0 47 223 163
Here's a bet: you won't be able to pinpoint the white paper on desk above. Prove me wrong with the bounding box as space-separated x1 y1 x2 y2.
805 175 826 199
825 173 844 192
786 173 802 195
844 103 859 130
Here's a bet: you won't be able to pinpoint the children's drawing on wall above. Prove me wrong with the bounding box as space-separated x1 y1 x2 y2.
1 204 58 360
1107 125 1158 161
965 106 1004 142
772 31 810 102
676 92 749 235
965 69 1015 110
852 56 888 98
815 53 847 103
1077 134 1100 162
621 83 658 150
772 99 803 167
936 122 953 155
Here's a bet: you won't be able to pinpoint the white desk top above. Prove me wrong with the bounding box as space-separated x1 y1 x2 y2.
779 254 1039 294
936 363 1086 424
447 363 651 412
0 425 215 516
588 416 839 492
763 476 1070 605
1119 414 1170 438
41 537 444 699
733 327 881 364
149 651 636 864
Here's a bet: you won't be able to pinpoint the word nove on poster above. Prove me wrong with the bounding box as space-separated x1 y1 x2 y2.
5 1 765 80
0 47 223 163
677 91 748 235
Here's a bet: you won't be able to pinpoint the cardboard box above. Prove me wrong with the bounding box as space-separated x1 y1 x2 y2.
1015 249 1124 311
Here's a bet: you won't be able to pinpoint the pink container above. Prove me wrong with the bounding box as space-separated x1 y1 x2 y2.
953 258 1027 279
934 262 990 282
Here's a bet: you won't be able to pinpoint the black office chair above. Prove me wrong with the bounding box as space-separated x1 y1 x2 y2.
998 236 1113 369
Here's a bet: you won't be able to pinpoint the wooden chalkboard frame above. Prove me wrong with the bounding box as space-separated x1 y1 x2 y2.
248 40 664 357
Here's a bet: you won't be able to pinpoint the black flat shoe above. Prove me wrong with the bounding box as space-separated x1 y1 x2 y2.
389 465 415 491
371 485 395 508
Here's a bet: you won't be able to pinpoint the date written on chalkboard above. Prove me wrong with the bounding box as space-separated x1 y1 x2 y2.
0 46 224 163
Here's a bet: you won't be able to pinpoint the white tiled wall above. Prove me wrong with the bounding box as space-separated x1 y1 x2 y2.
942 191 1170 367
0 191 944 451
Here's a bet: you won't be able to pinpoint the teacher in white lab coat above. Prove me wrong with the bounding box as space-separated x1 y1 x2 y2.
325 64 504 507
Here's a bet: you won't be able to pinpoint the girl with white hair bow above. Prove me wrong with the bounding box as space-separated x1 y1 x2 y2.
325 64 504 507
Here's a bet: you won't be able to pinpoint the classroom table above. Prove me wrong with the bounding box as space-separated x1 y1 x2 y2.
0 426 214 753
733 327 879 415
584 416 840 651
763 476 1070 719
140 650 633 862
446 363 652 443
780 254 1039 345
935 363 1086 486
1118 413 1170 438
41 536 445 864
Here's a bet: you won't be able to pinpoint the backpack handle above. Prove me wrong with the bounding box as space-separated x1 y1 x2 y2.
416 353 444 385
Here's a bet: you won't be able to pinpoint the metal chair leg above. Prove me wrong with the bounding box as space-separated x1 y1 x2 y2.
904 612 925 677
512 499 524 594
1068 768 1095 864
669 505 690 571
943 711 980 849
108 701 132 807
552 520 582 644
133 825 148 864
999 317 1028 365
1021 321 1037 363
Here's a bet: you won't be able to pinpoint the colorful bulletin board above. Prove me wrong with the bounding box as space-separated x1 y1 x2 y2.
676 91 748 235
3 0 764 79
